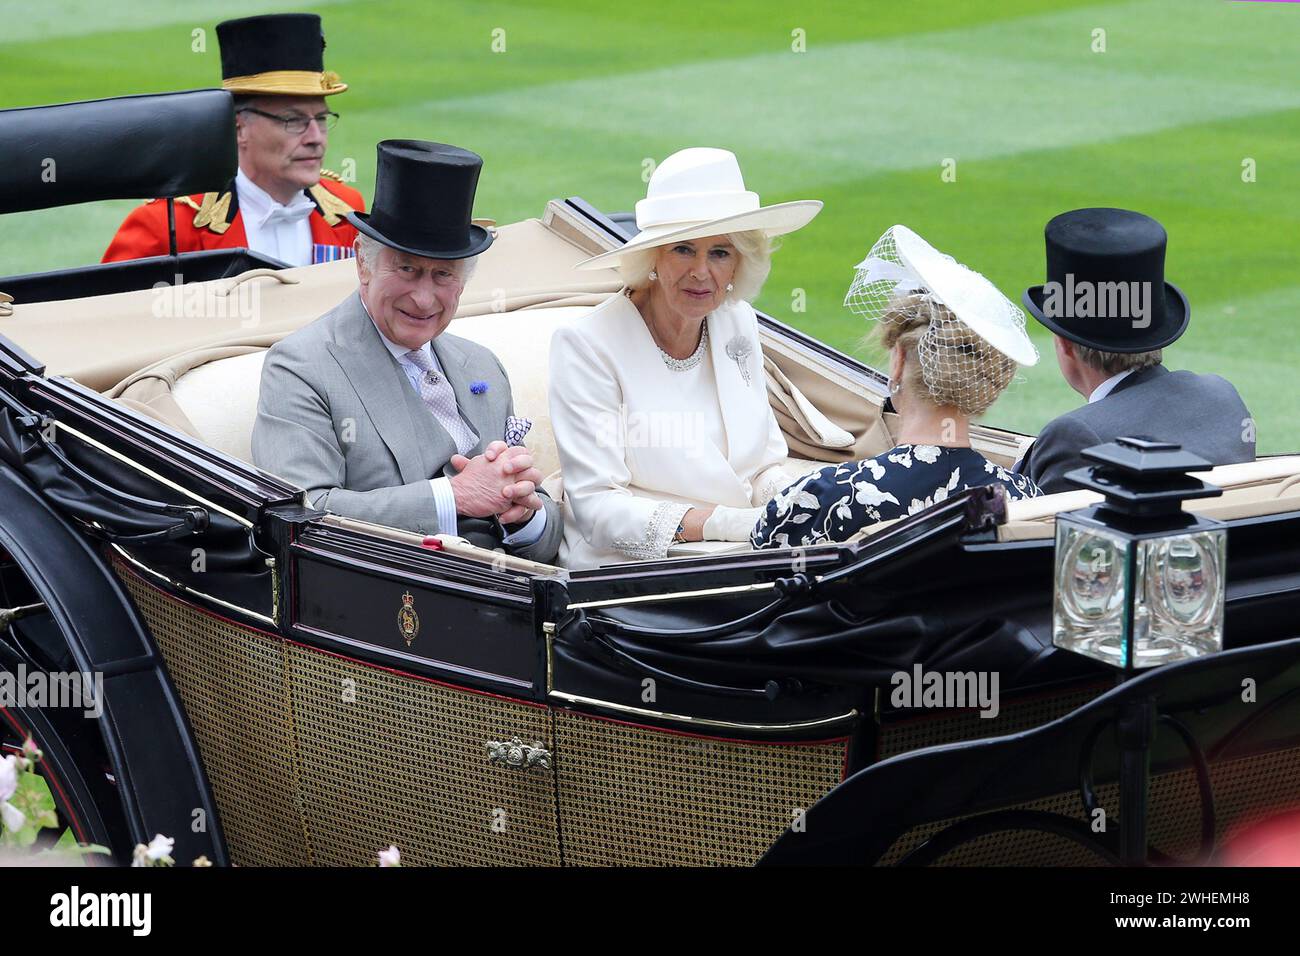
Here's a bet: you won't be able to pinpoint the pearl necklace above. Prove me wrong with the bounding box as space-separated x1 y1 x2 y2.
658 320 708 371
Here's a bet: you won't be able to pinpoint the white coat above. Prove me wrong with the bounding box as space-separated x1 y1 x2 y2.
548 293 790 569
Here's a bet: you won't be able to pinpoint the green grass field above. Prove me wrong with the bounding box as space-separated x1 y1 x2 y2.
3 0 1298 450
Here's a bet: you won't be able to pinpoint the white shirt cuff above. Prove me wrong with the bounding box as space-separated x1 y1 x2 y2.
500 505 548 546
429 478 458 537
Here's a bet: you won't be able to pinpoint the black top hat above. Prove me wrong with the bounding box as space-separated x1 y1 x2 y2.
217 13 347 96
348 141 493 260
1022 208 1189 353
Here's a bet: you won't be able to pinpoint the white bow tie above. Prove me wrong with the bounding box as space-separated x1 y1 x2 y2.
259 203 314 228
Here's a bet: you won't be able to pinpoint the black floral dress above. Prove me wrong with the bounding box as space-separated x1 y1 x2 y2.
751 444 1041 549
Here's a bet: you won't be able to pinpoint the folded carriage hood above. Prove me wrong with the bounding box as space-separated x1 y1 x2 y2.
0 215 620 392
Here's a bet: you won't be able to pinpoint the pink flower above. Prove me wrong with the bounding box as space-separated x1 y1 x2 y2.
378 845 401 867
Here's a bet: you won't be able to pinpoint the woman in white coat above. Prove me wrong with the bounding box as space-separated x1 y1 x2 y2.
549 147 821 568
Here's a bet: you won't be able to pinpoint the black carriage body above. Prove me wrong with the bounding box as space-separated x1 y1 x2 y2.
5 334 1300 865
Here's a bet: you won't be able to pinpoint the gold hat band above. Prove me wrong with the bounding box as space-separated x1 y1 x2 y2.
222 69 347 96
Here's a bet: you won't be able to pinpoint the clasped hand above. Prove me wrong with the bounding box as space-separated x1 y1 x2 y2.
449 440 544 525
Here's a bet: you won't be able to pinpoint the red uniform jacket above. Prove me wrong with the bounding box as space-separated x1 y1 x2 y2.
102 173 365 264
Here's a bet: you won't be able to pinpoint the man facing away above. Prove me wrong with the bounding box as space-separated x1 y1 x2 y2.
103 13 364 266
251 140 561 562
1016 207 1254 493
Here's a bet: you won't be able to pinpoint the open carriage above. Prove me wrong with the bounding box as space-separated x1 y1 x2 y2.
2 91 1299 867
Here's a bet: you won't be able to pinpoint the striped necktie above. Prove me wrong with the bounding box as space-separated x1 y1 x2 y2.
403 348 479 455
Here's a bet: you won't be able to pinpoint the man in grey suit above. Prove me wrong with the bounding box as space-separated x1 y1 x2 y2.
252 140 561 561
1016 208 1254 494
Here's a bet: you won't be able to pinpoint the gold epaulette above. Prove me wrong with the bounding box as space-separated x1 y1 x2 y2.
191 191 233 234
309 182 356 226
165 192 232 233
319 168 343 182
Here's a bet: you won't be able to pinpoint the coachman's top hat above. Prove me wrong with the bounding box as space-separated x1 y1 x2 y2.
348 141 493 260
1022 208 1189 353
217 13 347 96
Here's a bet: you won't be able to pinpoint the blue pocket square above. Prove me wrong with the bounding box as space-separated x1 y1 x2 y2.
505 416 532 447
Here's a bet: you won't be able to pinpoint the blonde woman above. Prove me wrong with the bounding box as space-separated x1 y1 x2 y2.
549 147 821 568
753 225 1041 549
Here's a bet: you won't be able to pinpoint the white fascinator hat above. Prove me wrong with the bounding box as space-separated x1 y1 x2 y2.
576 147 821 270
845 225 1039 412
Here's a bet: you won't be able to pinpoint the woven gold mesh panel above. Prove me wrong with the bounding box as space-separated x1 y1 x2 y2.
115 559 561 866
877 744 1300 866
878 684 1107 761
554 710 847 866
287 646 560 866
114 561 311 866
1209 743 1300 847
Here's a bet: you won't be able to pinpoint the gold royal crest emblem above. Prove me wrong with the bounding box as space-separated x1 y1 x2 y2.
397 591 420 647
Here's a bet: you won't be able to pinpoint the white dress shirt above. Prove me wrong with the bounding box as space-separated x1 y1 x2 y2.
1088 369 1135 404
364 306 546 546
235 169 315 267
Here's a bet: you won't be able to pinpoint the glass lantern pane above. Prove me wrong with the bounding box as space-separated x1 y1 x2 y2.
1053 521 1131 667
1132 529 1226 666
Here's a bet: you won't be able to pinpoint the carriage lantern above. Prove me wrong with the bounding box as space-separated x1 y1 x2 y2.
1052 437 1227 673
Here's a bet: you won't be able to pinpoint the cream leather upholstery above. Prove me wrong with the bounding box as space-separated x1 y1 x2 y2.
997 456 1300 541
447 307 589 479
122 304 854 486
172 350 268 464
116 306 593 473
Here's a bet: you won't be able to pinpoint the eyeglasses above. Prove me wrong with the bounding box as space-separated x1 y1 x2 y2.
237 107 339 135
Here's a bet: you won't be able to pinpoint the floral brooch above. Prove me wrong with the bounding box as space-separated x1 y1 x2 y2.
725 335 754 386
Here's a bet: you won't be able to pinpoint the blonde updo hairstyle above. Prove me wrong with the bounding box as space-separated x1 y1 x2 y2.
619 230 773 304
876 293 1017 417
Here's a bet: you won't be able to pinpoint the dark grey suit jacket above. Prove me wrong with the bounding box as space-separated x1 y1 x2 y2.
251 291 562 562
1017 364 1255 494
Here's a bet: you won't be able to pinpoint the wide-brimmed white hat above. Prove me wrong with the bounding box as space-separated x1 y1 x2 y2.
575 147 821 270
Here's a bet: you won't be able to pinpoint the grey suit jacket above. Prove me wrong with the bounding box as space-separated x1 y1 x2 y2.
1017 364 1255 494
251 290 562 562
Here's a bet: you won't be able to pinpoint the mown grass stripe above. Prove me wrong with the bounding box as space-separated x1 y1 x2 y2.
0 0 349 45
401 0 1300 202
